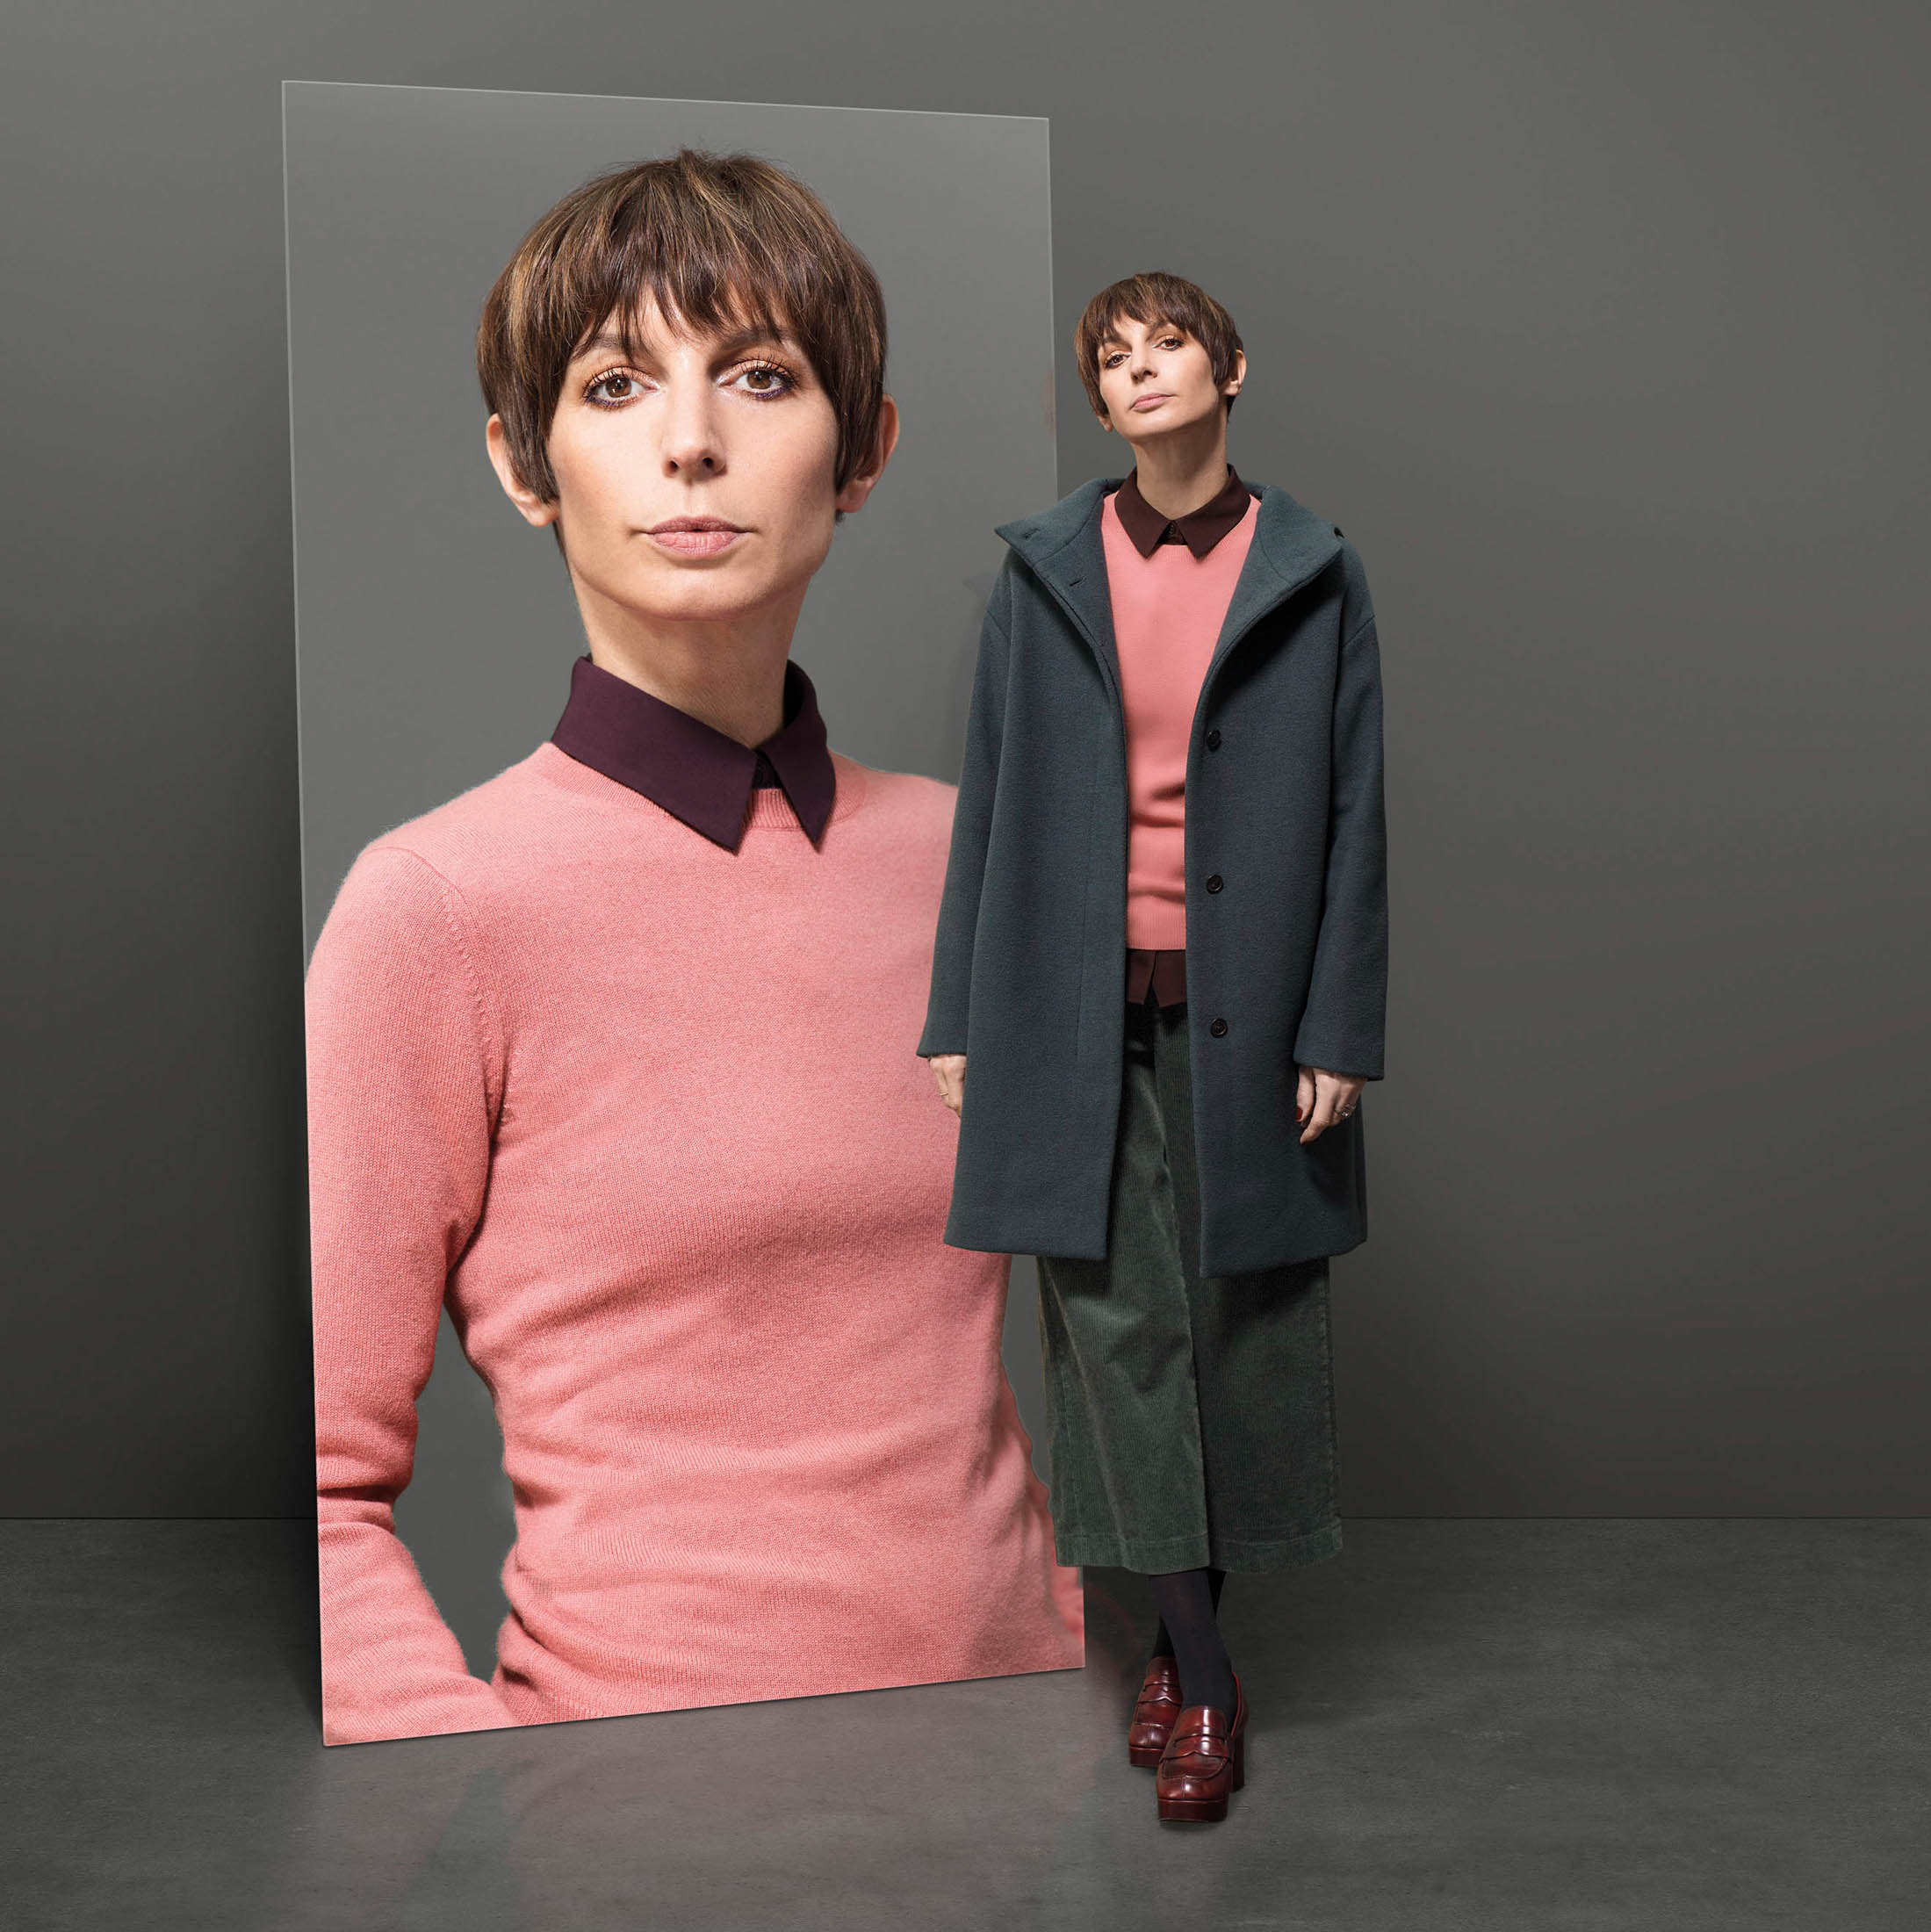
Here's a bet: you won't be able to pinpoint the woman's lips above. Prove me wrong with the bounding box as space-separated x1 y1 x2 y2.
645 520 746 557
1130 393 1171 412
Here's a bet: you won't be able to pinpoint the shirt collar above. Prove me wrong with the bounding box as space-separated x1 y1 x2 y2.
1111 464 1256 559
550 653 836 850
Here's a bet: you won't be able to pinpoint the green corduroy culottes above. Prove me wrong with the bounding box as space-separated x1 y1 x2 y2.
1035 997 1344 1575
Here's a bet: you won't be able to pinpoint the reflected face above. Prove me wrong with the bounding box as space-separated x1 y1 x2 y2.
1092 315 1236 446
489 298 881 626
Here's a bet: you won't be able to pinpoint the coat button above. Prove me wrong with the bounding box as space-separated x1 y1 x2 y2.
1209 1017 1228 1037
1206 728 1222 751
1206 874 1223 893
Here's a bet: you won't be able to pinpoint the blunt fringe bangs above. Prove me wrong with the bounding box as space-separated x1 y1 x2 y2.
1074 271 1244 422
478 149 888 501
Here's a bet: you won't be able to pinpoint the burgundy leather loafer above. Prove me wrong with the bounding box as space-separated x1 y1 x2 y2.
1154 1674 1247 1824
1127 1654 1184 1767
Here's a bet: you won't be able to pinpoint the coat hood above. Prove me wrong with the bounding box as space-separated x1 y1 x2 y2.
996 476 1343 598
994 476 1347 696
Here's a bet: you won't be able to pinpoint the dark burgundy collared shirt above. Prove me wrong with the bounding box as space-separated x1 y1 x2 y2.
1111 464 1256 560
1107 465 1257 1009
550 652 836 851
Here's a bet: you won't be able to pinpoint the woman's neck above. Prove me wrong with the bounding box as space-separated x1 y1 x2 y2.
1128 419 1232 523
576 588 803 746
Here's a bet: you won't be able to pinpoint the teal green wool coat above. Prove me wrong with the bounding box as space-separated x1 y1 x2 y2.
917 476 1388 1278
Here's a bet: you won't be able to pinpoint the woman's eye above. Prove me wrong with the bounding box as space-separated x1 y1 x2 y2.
586 371 645 407
731 363 796 400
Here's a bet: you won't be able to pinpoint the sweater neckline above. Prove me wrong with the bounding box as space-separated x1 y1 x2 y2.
745 754 869 833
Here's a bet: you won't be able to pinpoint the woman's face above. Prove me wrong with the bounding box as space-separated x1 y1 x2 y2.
1092 314 1239 447
488 296 890 629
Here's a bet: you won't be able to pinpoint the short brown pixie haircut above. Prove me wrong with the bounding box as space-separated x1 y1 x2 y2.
1074 270 1244 423
477 148 889 503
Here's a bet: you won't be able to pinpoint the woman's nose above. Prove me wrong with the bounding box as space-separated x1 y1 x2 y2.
659 386 724 476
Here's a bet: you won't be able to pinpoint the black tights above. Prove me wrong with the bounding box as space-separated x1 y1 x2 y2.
1147 1566 1236 1717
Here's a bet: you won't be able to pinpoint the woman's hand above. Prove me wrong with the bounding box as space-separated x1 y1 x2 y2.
1297 1066 1364 1143
927 1054 967 1116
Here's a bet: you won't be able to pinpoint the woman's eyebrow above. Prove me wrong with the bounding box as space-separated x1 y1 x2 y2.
1103 319 1182 346
703 322 798 362
572 321 796 365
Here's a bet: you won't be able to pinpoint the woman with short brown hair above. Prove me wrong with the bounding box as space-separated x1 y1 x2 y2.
306 149 1083 1745
925 270 1388 1823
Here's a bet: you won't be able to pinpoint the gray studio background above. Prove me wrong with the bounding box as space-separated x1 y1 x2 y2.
287 83 1055 1666
5 0 1926 1568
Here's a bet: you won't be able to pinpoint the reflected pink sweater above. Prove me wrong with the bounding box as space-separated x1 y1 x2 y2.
306 744 1084 1745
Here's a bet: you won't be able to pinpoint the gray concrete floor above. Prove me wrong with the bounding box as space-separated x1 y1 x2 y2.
0 1521 1925 1930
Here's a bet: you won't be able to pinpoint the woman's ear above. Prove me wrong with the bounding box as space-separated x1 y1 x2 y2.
485 415 560 528
834 393 902 515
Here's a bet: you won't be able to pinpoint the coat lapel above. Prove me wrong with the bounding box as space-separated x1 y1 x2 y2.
995 479 1123 707
1206 486 1344 683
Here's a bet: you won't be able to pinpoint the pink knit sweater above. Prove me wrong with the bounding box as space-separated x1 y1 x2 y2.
1102 488 1258 949
306 742 1084 1745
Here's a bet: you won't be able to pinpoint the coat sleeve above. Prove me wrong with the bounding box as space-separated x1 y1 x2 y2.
1292 551 1389 1080
305 844 520 1743
917 558 1015 1058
